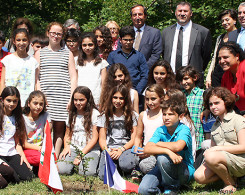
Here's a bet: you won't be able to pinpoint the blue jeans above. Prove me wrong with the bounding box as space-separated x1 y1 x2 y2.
138 154 189 194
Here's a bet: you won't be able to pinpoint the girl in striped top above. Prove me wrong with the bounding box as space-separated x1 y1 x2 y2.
34 22 77 157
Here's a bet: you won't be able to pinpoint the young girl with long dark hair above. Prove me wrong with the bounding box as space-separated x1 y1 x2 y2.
58 86 100 176
0 86 33 182
97 84 138 180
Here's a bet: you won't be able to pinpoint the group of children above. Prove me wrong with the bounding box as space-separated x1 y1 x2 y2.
0 18 244 195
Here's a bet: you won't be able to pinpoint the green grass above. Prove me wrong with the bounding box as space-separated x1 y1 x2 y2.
1 174 245 194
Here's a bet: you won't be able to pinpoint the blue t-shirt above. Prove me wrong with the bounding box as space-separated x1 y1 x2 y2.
149 122 195 180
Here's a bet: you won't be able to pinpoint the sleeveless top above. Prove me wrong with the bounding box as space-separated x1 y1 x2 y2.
39 47 71 121
142 109 163 146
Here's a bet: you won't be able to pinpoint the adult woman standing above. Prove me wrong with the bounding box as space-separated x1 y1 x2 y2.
218 42 245 115
105 21 120 51
35 22 77 156
206 9 237 88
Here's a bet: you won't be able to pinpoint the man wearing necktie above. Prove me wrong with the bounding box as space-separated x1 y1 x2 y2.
162 1 212 88
228 3 245 49
130 4 162 68
238 3 245 50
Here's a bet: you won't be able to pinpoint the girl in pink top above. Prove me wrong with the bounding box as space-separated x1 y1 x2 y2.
133 84 164 175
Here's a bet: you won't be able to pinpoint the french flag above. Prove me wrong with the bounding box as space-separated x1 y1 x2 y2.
104 150 139 193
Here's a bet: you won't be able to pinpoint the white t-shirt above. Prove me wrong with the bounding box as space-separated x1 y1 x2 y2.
23 112 51 146
1 54 39 106
76 59 108 105
0 115 17 156
97 112 138 148
66 109 100 151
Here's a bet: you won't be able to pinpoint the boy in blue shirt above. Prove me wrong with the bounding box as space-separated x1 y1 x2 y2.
138 99 194 195
107 26 148 95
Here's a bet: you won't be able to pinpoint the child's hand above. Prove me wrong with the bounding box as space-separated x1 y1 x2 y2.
168 151 183 164
20 154 32 170
59 147 71 160
200 109 210 123
137 148 149 159
73 157 81 165
110 148 122 160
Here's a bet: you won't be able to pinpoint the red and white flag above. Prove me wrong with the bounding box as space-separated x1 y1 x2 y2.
39 121 63 194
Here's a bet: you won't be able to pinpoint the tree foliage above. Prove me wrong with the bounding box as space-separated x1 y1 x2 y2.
0 0 241 43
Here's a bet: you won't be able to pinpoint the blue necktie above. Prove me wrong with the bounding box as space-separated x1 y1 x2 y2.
239 28 245 50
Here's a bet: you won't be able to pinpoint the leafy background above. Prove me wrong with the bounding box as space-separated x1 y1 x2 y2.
0 0 240 44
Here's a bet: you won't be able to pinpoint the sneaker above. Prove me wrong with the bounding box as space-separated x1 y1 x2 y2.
164 189 178 195
131 169 142 183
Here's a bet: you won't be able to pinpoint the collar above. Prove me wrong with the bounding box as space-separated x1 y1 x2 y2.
177 20 192 30
215 110 235 124
117 46 136 56
162 122 183 136
241 27 245 32
223 110 236 121
184 86 199 95
134 24 145 32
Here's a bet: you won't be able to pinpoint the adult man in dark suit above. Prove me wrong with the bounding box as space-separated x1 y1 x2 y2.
229 2 245 48
162 1 212 87
130 4 162 68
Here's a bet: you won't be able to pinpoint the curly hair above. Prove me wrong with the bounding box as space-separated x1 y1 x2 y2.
148 60 178 90
1 87 26 145
217 41 245 62
77 32 102 66
204 87 235 113
64 28 81 42
100 63 132 112
68 86 98 143
23 90 47 116
103 84 134 134
93 25 112 60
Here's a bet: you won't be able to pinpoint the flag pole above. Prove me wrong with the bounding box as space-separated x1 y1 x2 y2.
105 150 111 193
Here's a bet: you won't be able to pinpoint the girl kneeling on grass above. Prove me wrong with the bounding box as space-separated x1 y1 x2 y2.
97 84 138 180
22 90 51 169
58 86 100 176
0 86 33 182
194 87 245 194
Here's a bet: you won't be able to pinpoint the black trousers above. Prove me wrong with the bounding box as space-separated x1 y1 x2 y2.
0 154 33 182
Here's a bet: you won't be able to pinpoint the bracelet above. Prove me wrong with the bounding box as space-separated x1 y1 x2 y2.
122 146 126 151
119 147 125 152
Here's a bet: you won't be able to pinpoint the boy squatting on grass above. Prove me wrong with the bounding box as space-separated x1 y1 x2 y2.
138 99 195 195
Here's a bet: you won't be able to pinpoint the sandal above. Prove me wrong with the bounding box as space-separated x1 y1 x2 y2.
219 185 237 194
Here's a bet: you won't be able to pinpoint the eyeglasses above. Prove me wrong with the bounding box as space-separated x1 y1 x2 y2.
66 39 78 43
49 32 63 37
122 38 134 42
82 43 94 47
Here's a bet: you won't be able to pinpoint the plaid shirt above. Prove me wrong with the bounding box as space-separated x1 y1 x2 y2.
184 87 204 150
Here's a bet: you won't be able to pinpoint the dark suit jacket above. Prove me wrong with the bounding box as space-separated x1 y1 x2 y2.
138 25 162 68
228 29 240 42
162 23 212 73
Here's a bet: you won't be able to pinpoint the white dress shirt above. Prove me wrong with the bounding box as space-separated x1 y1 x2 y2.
170 20 192 72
